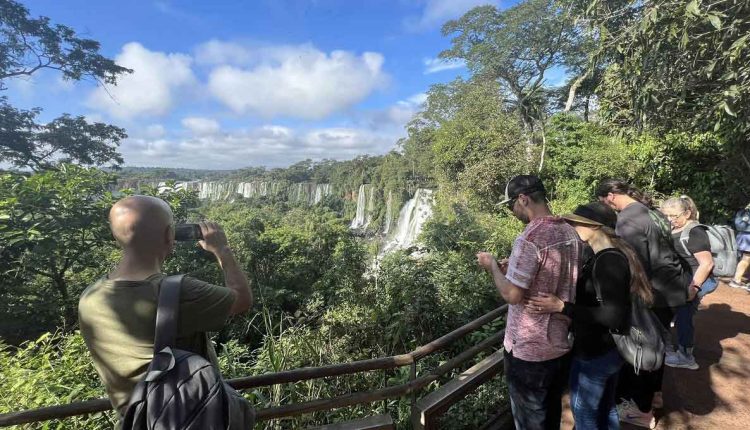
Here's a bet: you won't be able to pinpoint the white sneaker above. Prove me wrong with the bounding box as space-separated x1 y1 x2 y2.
617 398 656 429
665 350 699 370
665 350 678 365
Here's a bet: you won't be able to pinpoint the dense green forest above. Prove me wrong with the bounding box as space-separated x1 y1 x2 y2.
1 0 749 428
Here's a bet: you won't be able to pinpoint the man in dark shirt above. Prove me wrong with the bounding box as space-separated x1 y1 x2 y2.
596 179 691 428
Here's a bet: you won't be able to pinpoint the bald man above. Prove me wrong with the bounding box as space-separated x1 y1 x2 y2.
78 195 252 418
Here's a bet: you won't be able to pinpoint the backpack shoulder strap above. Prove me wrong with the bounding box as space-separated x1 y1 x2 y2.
154 274 185 354
678 221 701 255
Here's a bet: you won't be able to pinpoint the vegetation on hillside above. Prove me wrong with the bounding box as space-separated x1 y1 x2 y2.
1 0 749 428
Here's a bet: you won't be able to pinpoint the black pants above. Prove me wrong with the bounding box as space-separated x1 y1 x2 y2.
616 306 675 412
504 350 571 430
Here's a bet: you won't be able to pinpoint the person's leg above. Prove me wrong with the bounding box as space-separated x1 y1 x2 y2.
569 350 622 430
629 307 673 412
545 353 570 430
504 350 554 430
599 351 623 430
732 252 750 284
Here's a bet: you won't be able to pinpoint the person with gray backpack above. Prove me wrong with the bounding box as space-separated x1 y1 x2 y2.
78 196 255 428
730 205 750 290
596 180 692 429
660 196 718 371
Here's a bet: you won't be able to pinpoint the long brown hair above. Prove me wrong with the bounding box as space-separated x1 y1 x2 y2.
595 179 654 209
601 226 654 304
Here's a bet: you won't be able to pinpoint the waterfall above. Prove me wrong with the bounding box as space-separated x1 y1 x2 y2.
383 191 393 234
314 184 332 204
350 184 372 229
379 189 435 255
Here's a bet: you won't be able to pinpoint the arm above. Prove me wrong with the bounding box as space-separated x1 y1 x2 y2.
528 252 630 330
691 251 714 287
477 252 526 304
686 228 714 287
618 219 651 274
199 221 252 315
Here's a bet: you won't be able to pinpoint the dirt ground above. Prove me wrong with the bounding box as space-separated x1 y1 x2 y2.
561 281 750 430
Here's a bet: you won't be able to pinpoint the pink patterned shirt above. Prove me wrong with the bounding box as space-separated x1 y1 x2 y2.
503 216 582 362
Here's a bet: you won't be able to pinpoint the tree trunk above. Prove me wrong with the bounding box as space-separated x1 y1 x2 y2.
584 95 591 122
564 73 588 112
52 275 75 330
537 121 548 173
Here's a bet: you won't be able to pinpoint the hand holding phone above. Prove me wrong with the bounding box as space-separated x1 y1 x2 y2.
174 223 203 241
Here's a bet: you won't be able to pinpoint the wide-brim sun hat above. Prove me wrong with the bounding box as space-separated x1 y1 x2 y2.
561 202 617 229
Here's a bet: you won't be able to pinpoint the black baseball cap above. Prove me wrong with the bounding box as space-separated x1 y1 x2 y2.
497 175 547 206
562 202 617 229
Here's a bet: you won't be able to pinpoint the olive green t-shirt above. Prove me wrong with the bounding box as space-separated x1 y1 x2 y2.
78 274 235 415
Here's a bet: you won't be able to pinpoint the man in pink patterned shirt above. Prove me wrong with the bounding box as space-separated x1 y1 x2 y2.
478 175 582 430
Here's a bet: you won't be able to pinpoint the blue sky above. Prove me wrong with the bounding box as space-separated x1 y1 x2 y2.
5 0 549 169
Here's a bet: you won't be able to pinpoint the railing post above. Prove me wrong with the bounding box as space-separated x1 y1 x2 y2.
410 360 418 407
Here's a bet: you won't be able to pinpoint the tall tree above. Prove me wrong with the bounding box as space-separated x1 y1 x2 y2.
440 2 580 145
577 0 750 146
0 0 131 170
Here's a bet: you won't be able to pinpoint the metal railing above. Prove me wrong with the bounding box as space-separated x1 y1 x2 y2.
0 305 509 428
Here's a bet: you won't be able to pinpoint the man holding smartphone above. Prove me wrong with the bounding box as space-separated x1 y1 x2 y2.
477 175 582 430
78 195 252 420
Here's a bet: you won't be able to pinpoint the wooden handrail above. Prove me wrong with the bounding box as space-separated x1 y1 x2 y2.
0 305 508 427
256 330 505 420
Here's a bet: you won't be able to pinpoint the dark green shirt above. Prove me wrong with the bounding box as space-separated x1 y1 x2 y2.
78 274 234 414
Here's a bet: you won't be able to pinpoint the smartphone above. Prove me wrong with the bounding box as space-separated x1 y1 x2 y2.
174 223 203 241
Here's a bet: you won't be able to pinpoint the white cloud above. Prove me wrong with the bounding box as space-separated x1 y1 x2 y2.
206 43 387 120
423 57 465 74
87 42 196 119
145 124 167 139
194 39 257 66
119 124 397 169
356 92 426 131
406 0 497 31
181 117 221 136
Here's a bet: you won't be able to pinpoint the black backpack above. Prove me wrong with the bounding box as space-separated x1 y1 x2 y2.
121 275 255 430
590 251 670 374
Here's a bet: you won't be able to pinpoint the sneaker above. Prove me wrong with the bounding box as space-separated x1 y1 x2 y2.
652 391 663 409
665 350 699 370
729 280 748 289
617 398 656 429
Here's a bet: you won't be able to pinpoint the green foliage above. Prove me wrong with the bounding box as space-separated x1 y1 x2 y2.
581 0 750 146
0 165 116 336
441 1 579 134
0 98 127 170
0 332 116 429
0 0 131 88
418 78 531 209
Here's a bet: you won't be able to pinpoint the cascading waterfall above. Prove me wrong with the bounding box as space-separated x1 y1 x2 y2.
350 184 372 229
314 184 332 204
152 180 330 204
382 191 393 234
379 189 435 255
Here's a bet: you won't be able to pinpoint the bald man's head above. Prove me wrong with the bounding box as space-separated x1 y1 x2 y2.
109 196 174 252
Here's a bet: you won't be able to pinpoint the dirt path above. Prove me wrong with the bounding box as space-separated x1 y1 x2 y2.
561 282 750 430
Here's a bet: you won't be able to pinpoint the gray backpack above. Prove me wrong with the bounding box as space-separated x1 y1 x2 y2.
590 250 669 374
121 275 255 430
679 222 737 277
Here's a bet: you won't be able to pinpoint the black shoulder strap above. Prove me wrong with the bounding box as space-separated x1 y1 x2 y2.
590 252 604 304
154 274 185 354
589 249 625 304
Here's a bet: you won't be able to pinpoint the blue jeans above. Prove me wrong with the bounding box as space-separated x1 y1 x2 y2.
504 350 571 430
570 348 623 430
675 277 717 349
